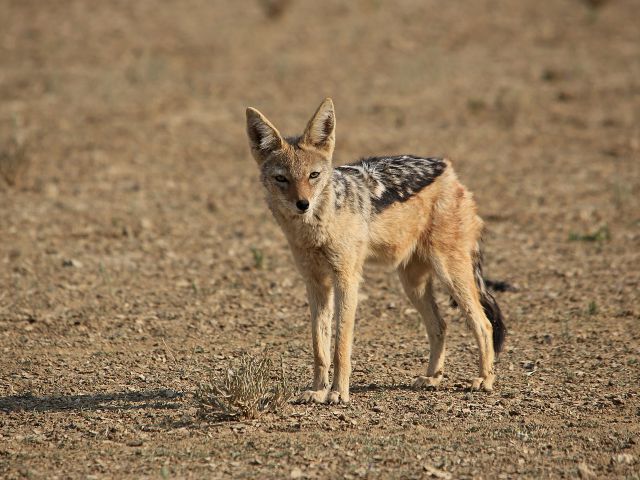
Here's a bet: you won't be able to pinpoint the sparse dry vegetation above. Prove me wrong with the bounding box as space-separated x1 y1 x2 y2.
257 0 292 19
0 132 29 187
568 225 611 242
195 354 294 419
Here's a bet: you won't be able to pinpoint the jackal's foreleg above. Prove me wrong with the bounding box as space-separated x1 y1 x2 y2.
311 290 333 392
298 272 334 404
328 274 360 404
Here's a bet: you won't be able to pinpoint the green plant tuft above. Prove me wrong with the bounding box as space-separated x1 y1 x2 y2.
568 225 610 242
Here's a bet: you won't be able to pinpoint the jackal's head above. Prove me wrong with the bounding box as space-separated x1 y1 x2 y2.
245 98 335 217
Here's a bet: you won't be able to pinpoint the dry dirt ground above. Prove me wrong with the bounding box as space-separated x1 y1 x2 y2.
1 0 639 478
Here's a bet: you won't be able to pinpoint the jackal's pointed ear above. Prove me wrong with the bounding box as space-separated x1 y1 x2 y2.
302 98 335 155
246 107 284 164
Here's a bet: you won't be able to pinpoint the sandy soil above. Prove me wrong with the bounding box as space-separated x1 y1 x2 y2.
1 0 639 478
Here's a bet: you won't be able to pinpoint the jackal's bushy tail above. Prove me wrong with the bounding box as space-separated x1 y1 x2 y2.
473 247 507 355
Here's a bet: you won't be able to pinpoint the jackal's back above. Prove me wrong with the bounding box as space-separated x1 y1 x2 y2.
333 155 447 213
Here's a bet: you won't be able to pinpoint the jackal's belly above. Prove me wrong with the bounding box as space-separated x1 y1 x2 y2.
366 197 435 266
367 234 420 267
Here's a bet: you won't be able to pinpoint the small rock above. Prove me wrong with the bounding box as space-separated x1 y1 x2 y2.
578 462 595 478
62 259 83 268
613 453 634 465
521 360 535 370
44 183 59 198
290 467 303 479
126 439 144 447
423 464 452 479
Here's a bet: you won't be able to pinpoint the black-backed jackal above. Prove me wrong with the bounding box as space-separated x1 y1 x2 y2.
245 98 506 404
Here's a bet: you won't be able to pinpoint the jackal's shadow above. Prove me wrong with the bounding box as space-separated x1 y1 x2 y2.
350 383 415 393
0 389 183 413
349 382 470 394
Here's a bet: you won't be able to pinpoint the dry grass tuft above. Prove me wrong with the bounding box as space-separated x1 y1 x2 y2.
195 353 294 419
257 0 292 19
0 133 29 187
580 0 610 10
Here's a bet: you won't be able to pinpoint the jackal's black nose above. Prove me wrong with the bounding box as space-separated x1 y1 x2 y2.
296 199 309 212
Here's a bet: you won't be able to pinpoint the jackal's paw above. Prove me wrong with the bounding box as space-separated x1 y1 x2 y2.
326 390 349 404
298 389 329 404
470 374 495 392
413 375 443 390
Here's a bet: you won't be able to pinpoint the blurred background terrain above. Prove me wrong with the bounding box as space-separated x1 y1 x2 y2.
0 0 638 478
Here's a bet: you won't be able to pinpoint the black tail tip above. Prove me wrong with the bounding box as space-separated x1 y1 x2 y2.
480 292 507 355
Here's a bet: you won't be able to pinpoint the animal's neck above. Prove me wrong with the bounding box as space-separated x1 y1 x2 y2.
309 178 336 224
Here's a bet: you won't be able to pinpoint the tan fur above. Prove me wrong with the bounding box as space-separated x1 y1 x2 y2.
246 99 499 404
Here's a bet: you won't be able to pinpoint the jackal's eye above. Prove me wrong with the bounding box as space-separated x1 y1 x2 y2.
274 175 288 183
309 171 320 179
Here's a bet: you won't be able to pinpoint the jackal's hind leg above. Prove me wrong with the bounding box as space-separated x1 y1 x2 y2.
398 258 447 390
433 253 496 391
